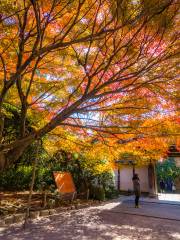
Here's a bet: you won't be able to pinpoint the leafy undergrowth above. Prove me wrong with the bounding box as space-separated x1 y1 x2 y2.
0 191 101 217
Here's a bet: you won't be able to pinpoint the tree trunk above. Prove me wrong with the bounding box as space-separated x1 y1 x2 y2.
0 97 5 143
0 94 88 171
0 93 88 171
0 152 6 170
148 162 157 197
20 105 27 138
24 140 40 228
0 136 34 171
0 113 4 143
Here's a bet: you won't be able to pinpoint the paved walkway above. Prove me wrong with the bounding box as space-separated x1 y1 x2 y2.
0 195 180 240
158 193 180 202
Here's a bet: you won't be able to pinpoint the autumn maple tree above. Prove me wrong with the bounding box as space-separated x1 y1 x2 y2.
0 0 179 170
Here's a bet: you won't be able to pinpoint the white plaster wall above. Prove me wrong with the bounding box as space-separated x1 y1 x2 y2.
114 166 149 192
120 167 134 191
135 166 149 192
114 169 118 180
114 169 118 188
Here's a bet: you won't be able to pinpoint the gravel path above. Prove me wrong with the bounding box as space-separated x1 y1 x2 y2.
0 198 180 240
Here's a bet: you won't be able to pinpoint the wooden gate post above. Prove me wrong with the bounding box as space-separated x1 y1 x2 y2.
117 168 120 191
148 162 157 198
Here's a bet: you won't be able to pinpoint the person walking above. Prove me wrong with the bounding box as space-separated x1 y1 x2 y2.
172 182 176 193
159 179 165 193
132 173 141 208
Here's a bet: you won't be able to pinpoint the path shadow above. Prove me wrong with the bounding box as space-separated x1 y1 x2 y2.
0 199 180 240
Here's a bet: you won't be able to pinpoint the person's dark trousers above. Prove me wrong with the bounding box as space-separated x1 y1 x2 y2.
135 195 139 207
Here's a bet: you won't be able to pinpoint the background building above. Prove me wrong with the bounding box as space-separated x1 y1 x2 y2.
114 160 157 196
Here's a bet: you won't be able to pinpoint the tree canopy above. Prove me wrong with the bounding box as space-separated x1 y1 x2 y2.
0 0 179 170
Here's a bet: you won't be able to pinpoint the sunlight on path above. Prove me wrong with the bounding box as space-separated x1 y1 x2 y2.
158 193 180 202
0 197 180 240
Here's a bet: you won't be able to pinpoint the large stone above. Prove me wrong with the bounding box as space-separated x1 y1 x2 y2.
40 209 50 217
75 204 80 209
14 213 26 223
29 211 40 219
0 219 5 227
4 216 14 225
49 209 57 215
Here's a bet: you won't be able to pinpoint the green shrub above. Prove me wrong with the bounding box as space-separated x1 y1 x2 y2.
0 166 57 191
15 166 33 189
36 167 54 190
105 185 119 199
0 166 32 191
156 158 180 182
0 154 117 199
92 186 105 201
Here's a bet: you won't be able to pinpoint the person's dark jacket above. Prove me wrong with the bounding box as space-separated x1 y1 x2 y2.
132 176 140 196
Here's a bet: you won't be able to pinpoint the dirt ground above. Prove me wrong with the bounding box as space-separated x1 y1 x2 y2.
0 191 90 216
0 192 46 215
0 196 180 240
